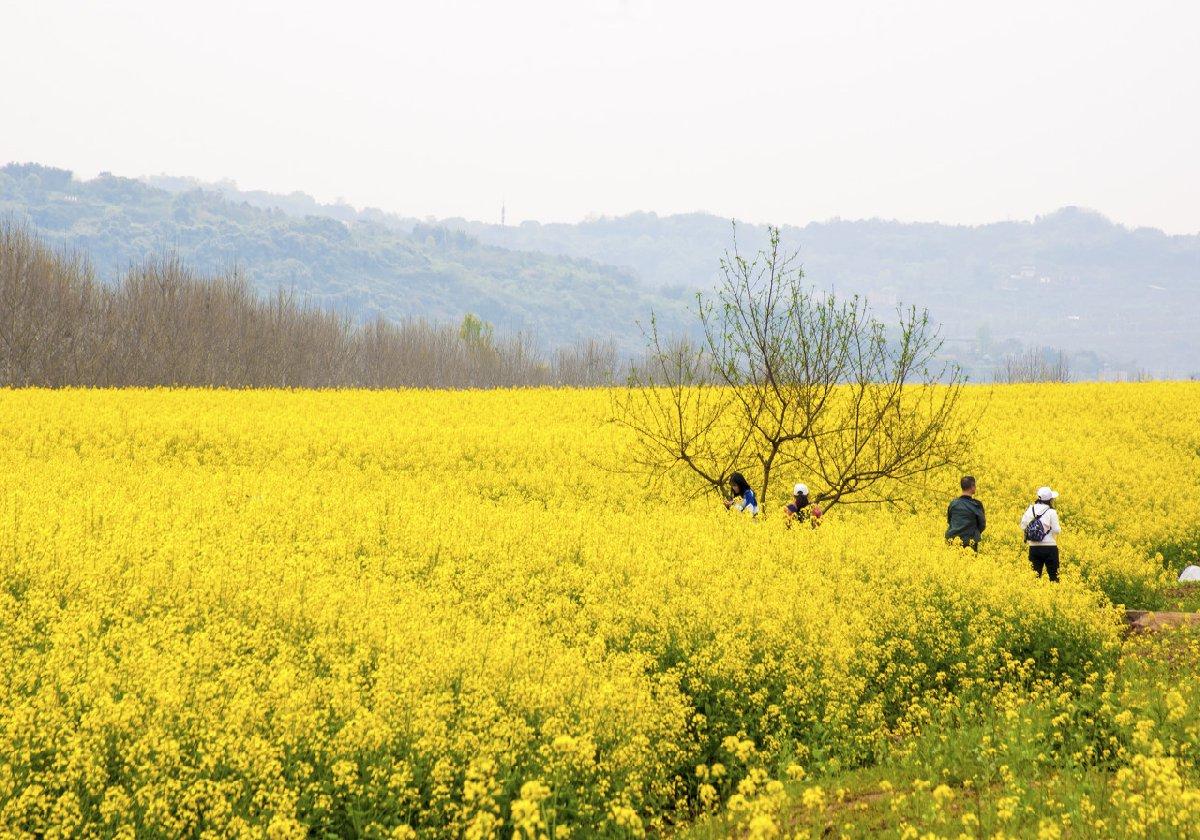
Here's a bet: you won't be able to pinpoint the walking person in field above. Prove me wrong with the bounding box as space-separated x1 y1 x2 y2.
945 475 985 551
724 472 758 516
785 483 823 528
1021 486 1062 581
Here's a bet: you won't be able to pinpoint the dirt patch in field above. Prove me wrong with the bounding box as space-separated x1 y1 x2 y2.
1124 609 1200 633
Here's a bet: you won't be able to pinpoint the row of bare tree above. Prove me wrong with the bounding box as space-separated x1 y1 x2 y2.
0 225 618 388
995 348 1071 383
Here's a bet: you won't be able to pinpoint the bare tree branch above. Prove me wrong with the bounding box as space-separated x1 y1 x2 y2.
615 222 975 511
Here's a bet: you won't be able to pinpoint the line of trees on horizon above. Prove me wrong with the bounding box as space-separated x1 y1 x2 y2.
4 222 1184 391
0 224 619 389
994 348 1072 384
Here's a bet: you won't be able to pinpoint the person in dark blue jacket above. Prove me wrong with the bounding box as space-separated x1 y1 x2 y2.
945 475 986 551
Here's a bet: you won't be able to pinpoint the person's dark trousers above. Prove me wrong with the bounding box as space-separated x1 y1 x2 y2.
955 536 979 553
1029 545 1060 582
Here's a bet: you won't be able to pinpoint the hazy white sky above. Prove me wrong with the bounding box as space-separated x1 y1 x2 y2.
3 0 1198 232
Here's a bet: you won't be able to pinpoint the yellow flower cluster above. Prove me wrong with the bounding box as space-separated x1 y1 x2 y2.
0 383 1195 835
955 383 1199 604
718 629 1200 838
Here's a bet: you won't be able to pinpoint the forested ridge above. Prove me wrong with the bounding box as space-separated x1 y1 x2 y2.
0 164 683 354
5 162 1200 376
453 208 1200 377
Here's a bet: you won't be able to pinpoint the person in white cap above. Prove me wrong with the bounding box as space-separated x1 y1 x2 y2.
1020 486 1062 581
785 483 823 528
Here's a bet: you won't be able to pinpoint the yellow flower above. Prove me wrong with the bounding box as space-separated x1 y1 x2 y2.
932 784 954 807
1036 819 1061 840
1 384 1191 835
801 786 826 810
747 813 780 840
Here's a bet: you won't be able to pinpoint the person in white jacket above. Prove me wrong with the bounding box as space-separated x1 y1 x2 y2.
1020 486 1062 582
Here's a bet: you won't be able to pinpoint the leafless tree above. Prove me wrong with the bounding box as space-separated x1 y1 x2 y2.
615 225 972 511
0 223 622 390
551 337 619 387
0 224 97 386
996 348 1071 383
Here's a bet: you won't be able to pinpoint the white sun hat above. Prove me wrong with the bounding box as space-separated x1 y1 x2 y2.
1036 486 1060 502
794 483 809 496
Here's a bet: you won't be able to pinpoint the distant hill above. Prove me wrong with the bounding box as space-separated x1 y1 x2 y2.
143 170 1200 377
4 163 1199 376
0 164 685 352
448 210 1200 378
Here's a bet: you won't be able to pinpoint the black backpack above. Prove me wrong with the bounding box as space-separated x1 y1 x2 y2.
1024 505 1051 542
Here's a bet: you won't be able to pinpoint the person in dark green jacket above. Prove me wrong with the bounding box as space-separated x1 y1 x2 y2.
945 475 986 551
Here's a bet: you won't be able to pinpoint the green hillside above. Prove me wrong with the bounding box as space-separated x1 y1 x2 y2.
145 170 1200 377
453 210 1200 377
6 162 1200 376
0 164 685 352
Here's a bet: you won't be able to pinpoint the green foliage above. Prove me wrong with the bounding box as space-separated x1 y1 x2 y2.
687 626 1200 839
12 163 1200 374
0 163 684 353
458 313 495 348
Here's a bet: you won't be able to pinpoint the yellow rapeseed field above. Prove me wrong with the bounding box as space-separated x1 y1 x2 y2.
1 384 1197 838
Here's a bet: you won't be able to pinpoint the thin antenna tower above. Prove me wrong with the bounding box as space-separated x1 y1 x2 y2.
501 197 506 226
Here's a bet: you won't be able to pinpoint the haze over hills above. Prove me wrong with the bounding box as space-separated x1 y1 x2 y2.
451 211 1200 379
4 162 1199 378
131 172 1200 379
0 164 684 353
